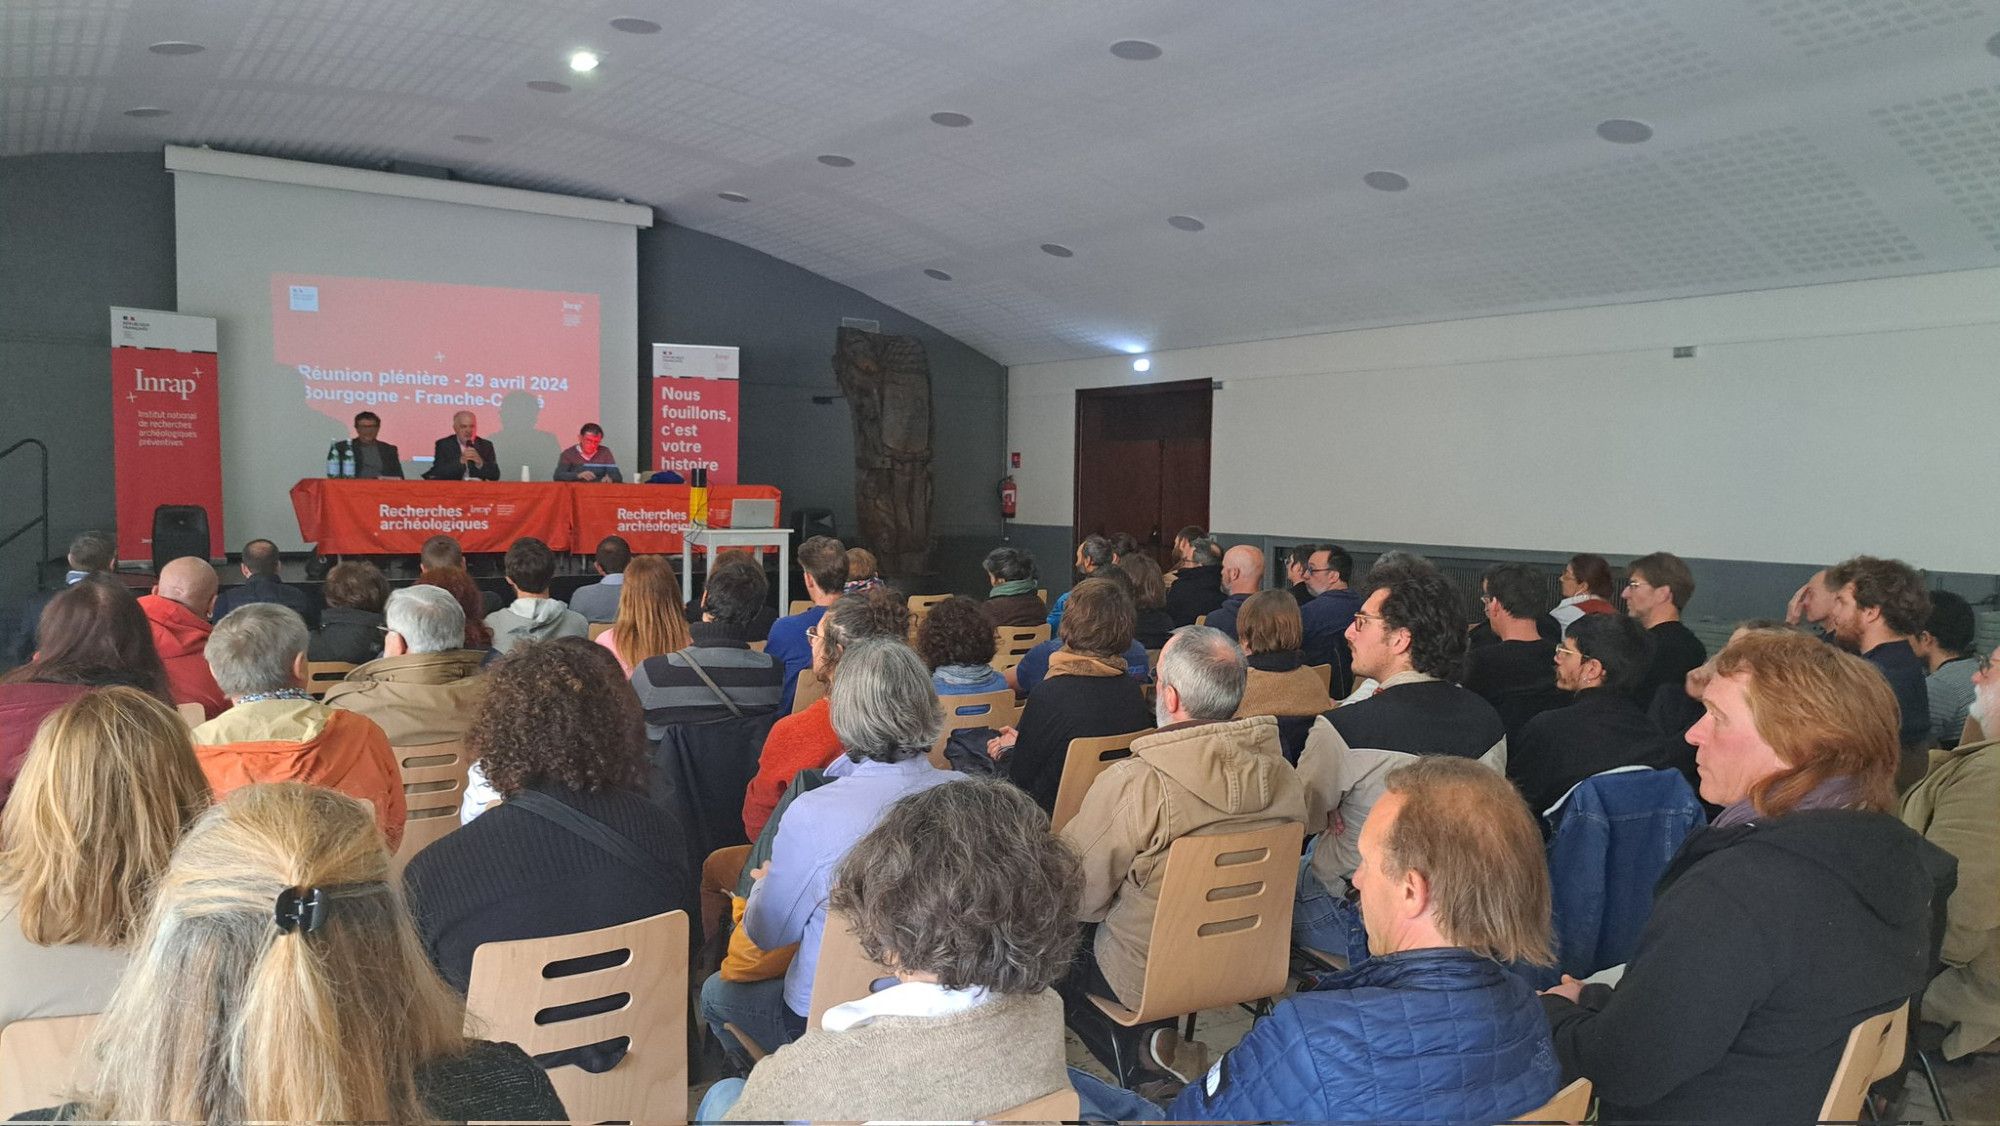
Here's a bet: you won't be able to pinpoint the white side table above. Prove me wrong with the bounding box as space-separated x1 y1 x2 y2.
680 526 797 615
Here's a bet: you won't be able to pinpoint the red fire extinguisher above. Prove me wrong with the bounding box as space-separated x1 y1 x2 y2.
999 475 1018 519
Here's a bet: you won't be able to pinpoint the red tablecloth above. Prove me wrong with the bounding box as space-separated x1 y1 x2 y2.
290 480 783 555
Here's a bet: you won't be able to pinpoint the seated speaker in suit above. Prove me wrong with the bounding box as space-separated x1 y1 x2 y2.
330 410 403 478
423 410 499 481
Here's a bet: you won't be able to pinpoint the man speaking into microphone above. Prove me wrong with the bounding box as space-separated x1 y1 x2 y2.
423 410 500 480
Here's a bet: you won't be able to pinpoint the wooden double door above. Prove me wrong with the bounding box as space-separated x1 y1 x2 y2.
1073 379 1211 569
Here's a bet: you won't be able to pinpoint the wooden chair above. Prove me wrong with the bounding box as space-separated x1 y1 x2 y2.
1818 1001 1908 1122
587 621 614 640
390 740 473 871
805 910 897 1028
1306 663 1332 692
991 625 1050 673
464 910 688 1126
792 670 827 714
929 690 1020 769
986 1086 1080 1122
748 639 767 653
1035 588 1049 606
908 593 950 618
1086 821 1305 1082
176 701 205 726
0 1013 99 1119
788 599 812 616
1512 1077 1592 1123
1049 729 1154 834
303 660 356 698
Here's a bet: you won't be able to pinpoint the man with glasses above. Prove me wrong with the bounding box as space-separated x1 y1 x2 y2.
1621 551 1707 712
1292 563 1506 956
1299 544 1360 675
1508 613 1682 815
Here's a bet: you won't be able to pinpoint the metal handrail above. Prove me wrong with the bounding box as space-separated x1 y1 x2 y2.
0 438 51 588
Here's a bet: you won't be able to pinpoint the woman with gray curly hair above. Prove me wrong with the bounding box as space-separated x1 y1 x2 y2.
703 777 1080 1121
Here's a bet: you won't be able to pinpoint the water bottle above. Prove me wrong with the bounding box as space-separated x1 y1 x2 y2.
325 443 344 479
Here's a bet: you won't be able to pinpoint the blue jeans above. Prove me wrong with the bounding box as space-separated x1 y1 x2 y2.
1069 1068 1165 1122
699 972 807 1070
1293 847 1369 964
696 1077 744 1121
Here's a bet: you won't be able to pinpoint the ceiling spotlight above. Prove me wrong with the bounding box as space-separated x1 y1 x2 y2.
1040 243 1075 258
1133 357 1152 372
610 17 661 34
147 41 204 55
817 154 856 167
1167 214 1205 232
1363 170 1410 192
526 79 571 93
569 51 601 73
122 106 171 118
717 190 751 203
1596 118 1653 144
452 133 493 144
929 111 973 127
1110 40 1163 60
923 268 953 281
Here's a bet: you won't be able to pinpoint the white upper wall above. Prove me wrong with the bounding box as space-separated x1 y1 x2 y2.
1008 268 1997 573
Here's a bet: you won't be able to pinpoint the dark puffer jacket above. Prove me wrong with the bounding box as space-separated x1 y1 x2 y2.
1166 947 1559 1122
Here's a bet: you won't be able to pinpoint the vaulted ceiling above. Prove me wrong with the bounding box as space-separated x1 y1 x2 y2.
9 0 2000 364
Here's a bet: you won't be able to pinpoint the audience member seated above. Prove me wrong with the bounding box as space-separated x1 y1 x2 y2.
0 687 210 1027
1046 535 1114 633
1200 545 1264 642
308 561 388 665
988 579 1153 812
1900 639 2000 1060
1164 525 1203 581
1010 564 1153 695
1915 590 1978 749
699 639 952 1068
1549 552 1616 634
420 533 503 616
595 555 691 675
212 538 318 629
1162 536 1225 627
1058 625 1306 1080
1463 563 1564 739
1541 631 1942 1122
918 594 1009 697
137 555 229 719
1298 543 1361 673
1621 550 1707 708
403 638 693 994
323 586 485 747
1077 757 1561 1122
0 581 171 808
979 546 1046 628
412 564 496 651
704 780 1077 1121
1509 613 1682 814
698 551 782 642
765 535 848 711
1825 555 1933 786
483 537 587 654
14 783 565 1122
631 560 781 739
1785 566 1838 638
7 530 117 666
1118 552 1175 650
743 589 910 842
566 534 631 623
1232 590 1334 760
1294 565 1505 955
842 547 886 594
190 604 405 848
1283 542 1317 605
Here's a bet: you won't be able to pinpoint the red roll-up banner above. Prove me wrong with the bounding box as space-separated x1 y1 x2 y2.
111 308 223 561
651 343 740 484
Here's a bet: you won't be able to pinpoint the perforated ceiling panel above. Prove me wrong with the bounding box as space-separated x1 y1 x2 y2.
6 0 2000 364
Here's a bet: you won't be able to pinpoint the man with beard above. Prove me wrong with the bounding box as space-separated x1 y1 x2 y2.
1825 555 1932 789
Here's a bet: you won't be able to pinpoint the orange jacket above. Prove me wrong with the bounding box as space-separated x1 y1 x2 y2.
741 697 840 841
192 701 406 848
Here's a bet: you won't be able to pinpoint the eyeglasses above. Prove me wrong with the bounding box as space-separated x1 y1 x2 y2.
1979 654 1998 675
1352 611 1387 630
805 626 821 642
1555 646 1584 661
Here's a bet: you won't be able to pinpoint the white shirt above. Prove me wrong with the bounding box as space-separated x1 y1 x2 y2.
820 979 994 1033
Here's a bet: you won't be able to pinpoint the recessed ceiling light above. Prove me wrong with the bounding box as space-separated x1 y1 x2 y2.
610 17 661 34
569 50 600 73
1363 170 1410 192
1167 215 1205 232
451 133 493 144
1988 29 2000 57
1110 40 1163 60
929 111 972 128
526 79 571 93
923 268 952 281
147 41 204 55
816 154 856 168
1040 243 1075 258
1596 118 1653 144
717 191 751 203
122 106 170 118
1133 357 1152 372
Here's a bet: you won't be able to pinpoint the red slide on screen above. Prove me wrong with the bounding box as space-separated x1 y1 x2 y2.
271 274 600 463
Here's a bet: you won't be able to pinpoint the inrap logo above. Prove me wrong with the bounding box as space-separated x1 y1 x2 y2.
132 367 197 400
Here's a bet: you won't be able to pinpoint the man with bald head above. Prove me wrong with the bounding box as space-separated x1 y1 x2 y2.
1200 544 1266 643
424 410 499 480
138 555 229 718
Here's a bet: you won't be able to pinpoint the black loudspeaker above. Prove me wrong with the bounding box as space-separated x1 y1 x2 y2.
791 507 836 542
151 505 210 574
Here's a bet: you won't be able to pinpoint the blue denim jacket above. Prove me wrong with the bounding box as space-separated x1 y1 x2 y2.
1544 766 1706 978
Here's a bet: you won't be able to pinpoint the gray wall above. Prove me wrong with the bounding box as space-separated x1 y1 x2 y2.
0 152 1009 606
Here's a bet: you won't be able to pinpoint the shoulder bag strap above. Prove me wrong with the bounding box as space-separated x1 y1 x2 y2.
676 647 746 718
508 790 660 878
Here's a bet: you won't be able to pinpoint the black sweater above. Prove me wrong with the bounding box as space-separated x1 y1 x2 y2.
1006 672 1152 811
1326 678 1505 760
1164 565 1226 627
1634 620 1707 709
1509 689 1684 814
402 783 695 994
1460 637 1566 740
307 605 385 665
1542 810 1941 1124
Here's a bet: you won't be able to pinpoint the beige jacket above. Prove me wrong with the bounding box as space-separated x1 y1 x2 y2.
322 650 487 747
1059 715 1308 1006
1901 736 2000 1058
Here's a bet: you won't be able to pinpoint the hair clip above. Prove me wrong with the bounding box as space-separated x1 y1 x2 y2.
273 886 331 935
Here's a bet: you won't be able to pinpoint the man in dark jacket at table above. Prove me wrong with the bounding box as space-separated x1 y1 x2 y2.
423 410 500 481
